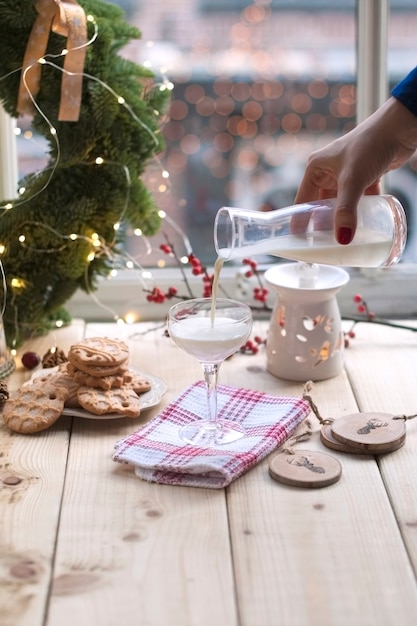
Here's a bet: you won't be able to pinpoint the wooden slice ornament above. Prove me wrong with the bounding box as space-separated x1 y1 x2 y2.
330 412 406 453
320 423 370 454
321 422 406 454
269 450 342 488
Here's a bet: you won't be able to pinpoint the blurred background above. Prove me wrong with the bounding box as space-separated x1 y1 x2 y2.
17 0 417 265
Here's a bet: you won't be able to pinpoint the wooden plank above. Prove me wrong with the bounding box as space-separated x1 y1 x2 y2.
343 320 417 572
222 331 417 625
47 322 238 626
0 321 86 626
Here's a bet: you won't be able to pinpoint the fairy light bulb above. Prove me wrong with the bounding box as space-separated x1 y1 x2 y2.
11 278 25 288
69 233 78 240
18 235 25 243
124 312 138 324
0 245 5 254
91 233 101 248
95 157 104 165
87 252 95 262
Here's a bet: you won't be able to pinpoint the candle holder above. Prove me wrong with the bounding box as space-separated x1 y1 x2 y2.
264 262 349 381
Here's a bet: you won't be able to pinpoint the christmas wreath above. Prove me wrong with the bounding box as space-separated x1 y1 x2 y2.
0 0 170 346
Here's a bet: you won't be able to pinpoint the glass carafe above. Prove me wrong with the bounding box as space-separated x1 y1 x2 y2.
214 194 407 267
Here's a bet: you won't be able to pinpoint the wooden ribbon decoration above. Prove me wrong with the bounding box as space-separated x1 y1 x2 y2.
17 0 87 122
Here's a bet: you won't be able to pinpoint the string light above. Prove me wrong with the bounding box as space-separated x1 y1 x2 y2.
0 9 185 343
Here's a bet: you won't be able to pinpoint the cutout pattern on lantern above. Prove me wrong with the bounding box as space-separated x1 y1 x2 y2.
265 263 349 381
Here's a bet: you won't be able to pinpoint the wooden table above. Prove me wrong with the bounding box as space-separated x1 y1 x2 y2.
2 318 417 626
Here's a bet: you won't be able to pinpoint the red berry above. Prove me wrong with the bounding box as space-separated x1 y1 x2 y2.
357 304 366 313
22 351 41 370
353 294 362 303
189 256 201 267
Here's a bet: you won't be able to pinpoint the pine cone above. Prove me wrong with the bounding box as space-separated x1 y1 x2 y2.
0 381 9 408
42 348 68 369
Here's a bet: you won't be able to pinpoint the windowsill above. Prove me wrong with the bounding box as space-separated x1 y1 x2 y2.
66 262 417 323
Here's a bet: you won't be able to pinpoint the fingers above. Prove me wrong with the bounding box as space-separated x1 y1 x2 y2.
294 176 320 205
334 205 357 245
334 181 382 244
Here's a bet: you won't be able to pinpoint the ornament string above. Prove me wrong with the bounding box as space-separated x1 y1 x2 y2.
302 380 334 425
303 380 417 424
281 418 313 455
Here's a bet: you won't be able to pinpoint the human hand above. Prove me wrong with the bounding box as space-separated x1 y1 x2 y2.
294 97 417 244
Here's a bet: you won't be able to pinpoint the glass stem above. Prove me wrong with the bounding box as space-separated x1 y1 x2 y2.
202 363 220 425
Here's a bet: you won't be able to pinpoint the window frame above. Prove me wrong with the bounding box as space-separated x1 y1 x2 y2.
67 0 417 324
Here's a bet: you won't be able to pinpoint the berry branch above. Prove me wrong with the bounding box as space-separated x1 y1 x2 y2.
344 293 417 347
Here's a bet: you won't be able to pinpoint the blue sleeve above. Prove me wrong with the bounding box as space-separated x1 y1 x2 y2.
392 66 417 117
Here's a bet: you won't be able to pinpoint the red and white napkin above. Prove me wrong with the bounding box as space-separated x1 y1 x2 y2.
112 381 310 489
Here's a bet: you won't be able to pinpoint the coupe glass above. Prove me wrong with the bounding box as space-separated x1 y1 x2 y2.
167 297 253 446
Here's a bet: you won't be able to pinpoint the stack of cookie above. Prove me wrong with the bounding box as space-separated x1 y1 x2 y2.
66 337 151 418
2 337 152 434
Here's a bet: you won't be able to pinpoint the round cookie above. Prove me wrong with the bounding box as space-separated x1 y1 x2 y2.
67 359 128 378
67 362 126 390
2 382 68 434
68 337 129 369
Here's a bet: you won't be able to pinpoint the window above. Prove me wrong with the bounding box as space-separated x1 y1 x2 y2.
8 1 417 322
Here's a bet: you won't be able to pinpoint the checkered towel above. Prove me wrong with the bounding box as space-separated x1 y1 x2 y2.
112 381 310 489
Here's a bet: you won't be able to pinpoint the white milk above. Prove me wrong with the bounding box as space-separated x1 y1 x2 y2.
224 229 393 267
210 256 224 325
170 316 251 363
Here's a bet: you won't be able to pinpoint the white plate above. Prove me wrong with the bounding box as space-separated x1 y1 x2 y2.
28 367 167 420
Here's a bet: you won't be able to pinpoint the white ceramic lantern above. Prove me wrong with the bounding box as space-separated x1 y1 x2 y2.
264 263 349 381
